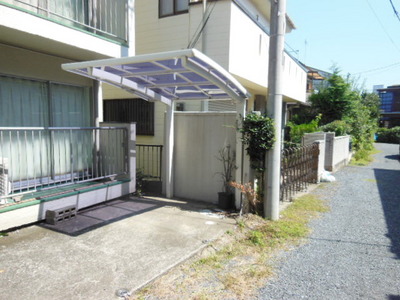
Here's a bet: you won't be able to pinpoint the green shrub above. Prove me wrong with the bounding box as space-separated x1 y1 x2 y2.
240 113 275 172
319 120 351 136
376 127 400 144
286 114 321 146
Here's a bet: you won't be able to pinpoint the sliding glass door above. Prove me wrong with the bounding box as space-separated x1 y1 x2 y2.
0 75 92 190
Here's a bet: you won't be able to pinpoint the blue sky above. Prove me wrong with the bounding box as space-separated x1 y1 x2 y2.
285 0 400 91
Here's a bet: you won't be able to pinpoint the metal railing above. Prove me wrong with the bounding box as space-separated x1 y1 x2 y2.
0 126 128 198
136 144 163 181
280 143 319 202
1 0 128 43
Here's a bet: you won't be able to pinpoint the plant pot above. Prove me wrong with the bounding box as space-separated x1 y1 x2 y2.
218 192 234 210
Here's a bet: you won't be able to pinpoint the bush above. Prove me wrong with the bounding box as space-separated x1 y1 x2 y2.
286 114 321 145
319 120 351 136
376 127 400 144
240 113 275 172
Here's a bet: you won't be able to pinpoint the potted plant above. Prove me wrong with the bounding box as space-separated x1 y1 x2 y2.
216 145 236 210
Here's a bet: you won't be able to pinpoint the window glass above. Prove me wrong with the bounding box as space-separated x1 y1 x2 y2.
51 83 91 127
176 0 189 12
0 76 49 127
160 0 174 16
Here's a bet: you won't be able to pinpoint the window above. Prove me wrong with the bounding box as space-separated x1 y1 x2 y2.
0 75 91 127
379 91 394 113
0 75 92 182
103 99 155 136
159 0 189 18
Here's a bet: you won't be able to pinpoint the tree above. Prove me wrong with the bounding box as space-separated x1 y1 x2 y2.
361 92 381 121
291 68 379 157
308 70 359 125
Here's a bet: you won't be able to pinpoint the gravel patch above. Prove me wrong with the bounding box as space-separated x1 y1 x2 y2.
259 143 400 300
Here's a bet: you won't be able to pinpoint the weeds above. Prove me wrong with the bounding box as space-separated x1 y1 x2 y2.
131 193 328 300
350 147 380 166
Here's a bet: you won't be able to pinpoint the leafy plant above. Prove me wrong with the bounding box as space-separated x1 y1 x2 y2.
319 120 351 136
240 113 275 172
286 114 321 145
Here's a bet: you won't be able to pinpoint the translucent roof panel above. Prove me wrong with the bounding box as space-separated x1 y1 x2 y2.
62 49 249 106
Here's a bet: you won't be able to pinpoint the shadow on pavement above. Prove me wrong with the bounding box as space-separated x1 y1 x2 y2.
39 196 223 237
374 168 400 259
39 198 162 236
384 154 400 161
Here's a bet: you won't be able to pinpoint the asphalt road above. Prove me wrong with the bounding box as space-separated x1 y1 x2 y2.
259 143 400 300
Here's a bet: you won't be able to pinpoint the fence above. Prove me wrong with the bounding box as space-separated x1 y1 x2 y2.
0 126 128 198
136 144 163 181
280 143 319 202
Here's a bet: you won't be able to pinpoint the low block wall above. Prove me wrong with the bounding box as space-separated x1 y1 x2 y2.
330 135 350 172
303 132 350 172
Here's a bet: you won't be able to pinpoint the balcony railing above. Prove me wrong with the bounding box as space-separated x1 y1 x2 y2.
1 0 128 43
0 126 128 199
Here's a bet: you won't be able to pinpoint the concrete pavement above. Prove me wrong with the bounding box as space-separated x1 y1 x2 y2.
0 196 236 300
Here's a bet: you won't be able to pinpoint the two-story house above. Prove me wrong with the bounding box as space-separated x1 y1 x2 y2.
1 1 308 230
128 0 308 202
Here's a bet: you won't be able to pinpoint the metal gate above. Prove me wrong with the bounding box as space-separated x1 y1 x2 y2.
136 144 163 194
280 143 319 202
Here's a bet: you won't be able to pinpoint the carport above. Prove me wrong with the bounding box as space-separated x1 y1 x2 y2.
62 49 249 199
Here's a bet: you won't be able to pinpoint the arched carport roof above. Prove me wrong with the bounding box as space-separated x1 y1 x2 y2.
62 48 249 106
62 49 249 199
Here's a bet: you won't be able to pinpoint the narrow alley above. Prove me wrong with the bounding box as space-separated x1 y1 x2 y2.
259 143 400 300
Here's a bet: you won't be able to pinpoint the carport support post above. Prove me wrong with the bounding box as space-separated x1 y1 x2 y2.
265 0 286 220
165 104 174 198
235 100 246 209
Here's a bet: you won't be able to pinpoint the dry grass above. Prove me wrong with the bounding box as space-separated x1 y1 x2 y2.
131 194 329 300
350 147 380 166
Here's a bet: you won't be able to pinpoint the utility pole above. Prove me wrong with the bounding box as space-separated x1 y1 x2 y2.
201 0 209 112
265 0 286 220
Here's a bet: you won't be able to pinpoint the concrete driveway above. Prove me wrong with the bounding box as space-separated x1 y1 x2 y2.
0 196 236 300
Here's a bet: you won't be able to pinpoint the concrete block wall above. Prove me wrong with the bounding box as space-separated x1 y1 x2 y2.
303 132 350 173
330 135 350 172
314 140 326 182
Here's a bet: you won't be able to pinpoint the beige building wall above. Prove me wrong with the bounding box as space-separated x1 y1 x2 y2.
135 0 191 54
0 44 92 87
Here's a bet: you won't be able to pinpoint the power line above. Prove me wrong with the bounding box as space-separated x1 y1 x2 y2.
353 61 400 75
389 0 400 22
365 0 400 54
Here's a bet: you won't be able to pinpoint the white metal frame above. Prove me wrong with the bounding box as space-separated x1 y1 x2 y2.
62 49 249 199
